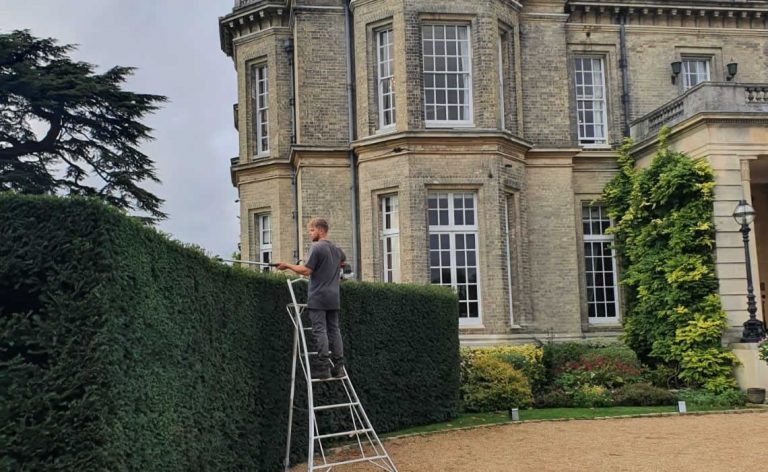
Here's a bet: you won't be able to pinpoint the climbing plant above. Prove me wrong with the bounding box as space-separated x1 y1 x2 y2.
602 128 738 392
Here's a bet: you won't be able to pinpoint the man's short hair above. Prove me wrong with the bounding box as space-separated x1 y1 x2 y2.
308 218 329 233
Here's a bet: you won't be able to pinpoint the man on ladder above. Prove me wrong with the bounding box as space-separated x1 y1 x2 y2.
277 217 347 379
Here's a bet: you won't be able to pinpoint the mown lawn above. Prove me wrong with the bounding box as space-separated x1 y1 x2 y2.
383 405 759 437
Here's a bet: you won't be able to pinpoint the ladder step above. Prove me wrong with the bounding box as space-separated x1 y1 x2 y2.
314 401 359 411
316 428 373 440
314 455 392 469
311 376 344 383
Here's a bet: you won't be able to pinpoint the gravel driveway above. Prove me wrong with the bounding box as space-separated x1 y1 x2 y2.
290 410 768 471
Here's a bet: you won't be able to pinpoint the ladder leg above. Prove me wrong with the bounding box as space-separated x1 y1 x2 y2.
284 322 300 472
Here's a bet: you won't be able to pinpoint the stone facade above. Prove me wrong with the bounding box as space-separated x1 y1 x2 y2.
220 0 768 345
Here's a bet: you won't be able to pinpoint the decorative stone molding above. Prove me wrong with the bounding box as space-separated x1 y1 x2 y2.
220 1 289 56
566 1 768 27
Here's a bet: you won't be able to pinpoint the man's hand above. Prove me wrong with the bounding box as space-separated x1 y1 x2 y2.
275 262 312 277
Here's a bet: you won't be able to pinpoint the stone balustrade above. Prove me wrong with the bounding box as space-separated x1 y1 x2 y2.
631 82 768 142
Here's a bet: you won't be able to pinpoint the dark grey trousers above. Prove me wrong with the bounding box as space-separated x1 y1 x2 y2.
308 309 344 367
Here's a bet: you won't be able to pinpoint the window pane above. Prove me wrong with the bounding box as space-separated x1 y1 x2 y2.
574 57 607 145
428 192 480 321
377 28 396 128
422 24 471 123
582 203 619 323
254 66 269 154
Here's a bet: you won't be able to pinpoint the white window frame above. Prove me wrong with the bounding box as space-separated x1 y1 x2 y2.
422 24 473 127
258 213 272 272
252 64 269 157
582 204 620 324
428 192 482 326
381 195 400 282
574 56 608 146
497 30 506 130
681 57 711 91
376 27 396 131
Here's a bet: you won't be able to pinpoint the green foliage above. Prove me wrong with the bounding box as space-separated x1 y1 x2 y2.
0 30 167 221
544 342 640 384
601 128 738 392
759 339 768 364
0 195 460 471
641 364 681 389
460 355 533 412
612 383 677 406
677 388 747 408
533 389 572 408
461 345 545 394
571 384 613 408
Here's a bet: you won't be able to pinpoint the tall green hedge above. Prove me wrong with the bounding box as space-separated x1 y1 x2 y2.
0 195 459 471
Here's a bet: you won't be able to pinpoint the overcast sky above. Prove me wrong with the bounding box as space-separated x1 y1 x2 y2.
1 0 241 257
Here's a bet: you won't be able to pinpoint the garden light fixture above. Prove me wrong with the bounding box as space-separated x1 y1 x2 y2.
671 61 682 84
732 200 765 342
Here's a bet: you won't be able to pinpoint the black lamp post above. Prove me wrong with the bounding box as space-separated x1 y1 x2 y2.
732 200 766 342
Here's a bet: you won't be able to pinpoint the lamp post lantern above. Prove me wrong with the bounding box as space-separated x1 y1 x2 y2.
732 200 766 342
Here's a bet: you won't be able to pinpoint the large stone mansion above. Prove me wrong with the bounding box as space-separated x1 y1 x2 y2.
218 0 768 347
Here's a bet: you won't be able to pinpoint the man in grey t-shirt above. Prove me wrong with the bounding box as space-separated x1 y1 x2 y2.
277 218 347 379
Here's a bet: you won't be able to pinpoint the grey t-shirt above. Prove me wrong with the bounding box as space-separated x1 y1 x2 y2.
305 239 346 310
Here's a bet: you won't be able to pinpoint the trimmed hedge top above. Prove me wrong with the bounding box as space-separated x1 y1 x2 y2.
0 195 460 471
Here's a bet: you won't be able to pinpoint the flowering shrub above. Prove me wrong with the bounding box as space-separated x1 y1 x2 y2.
554 352 642 391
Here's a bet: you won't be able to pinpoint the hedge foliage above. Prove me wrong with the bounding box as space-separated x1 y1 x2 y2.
0 195 460 471
602 129 738 392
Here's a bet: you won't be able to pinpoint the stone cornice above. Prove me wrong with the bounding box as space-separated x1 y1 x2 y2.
567 1 768 13
565 23 768 34
352 129 533 154
289 146 350 168
219 1 289 56
231 158 292 186
351 0 523 12
631 112 768 156
525 148 581 167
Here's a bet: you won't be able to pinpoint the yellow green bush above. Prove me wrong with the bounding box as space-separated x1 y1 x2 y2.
461 345 545 393
460 348 535 412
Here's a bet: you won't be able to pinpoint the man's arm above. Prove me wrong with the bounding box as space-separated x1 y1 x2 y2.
276 262 312 276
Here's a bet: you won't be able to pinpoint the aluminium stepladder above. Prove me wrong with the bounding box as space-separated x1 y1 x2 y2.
283 278 398 472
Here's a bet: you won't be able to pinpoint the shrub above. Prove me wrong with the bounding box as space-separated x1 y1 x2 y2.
0 195 460 472
461 355 533 412
557 352 642 390
677 388 747 408
641 364 680 389
602 131 738 391
461 345 545 394
547 343 642 394
572 385 613 408
613 383 677 406
533 389 572 408
758 339 768 363
542 342 594 377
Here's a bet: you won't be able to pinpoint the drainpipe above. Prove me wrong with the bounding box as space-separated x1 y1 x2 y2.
285 38 296 145
285 38 299 260
619 12 631 138
504 197 515 326
344 0 360 279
